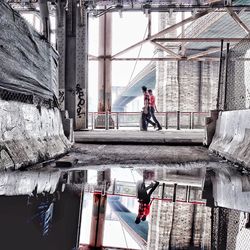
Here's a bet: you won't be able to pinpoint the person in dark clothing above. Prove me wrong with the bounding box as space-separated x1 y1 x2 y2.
148 89 162 131
135 180 159 224
141 86 156 131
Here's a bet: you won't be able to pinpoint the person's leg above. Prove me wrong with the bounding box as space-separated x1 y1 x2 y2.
135 216 141 224
145 111 156 127
141 113 147 130
150 107 162 129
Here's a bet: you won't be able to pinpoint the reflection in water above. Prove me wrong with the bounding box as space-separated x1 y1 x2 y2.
0 164 249 250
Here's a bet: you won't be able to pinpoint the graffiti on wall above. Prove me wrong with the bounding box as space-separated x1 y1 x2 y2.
75 84 85 118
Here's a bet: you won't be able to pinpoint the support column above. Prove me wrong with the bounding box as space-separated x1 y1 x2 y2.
89 193 107 249
57 0 66 111
98 13 112 112
57 0 88 130
89 170 110 249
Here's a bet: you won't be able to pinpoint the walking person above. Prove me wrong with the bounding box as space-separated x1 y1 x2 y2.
148 89 162 131
135 180 159 224
141 86 156 131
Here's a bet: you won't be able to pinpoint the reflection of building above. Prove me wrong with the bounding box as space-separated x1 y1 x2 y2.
148 192 211 249
147 168 211 249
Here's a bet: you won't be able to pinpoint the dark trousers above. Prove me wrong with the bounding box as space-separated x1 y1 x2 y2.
142 111 156 131
149 107 162 129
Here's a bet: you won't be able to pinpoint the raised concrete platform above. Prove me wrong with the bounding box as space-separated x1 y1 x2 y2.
74 129 204 145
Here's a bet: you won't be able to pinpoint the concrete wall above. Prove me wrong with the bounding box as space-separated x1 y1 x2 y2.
209 109 250 169
0 99 71 170
156 60 219 112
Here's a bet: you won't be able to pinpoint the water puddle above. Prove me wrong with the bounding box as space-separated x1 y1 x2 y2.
0 163 249 250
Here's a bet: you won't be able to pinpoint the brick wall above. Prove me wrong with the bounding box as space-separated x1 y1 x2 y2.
156 60 219 112
155 13 219 113
147 180 211 249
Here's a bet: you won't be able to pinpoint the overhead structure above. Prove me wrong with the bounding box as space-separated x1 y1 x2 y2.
111 0 250 110
8 0 250 125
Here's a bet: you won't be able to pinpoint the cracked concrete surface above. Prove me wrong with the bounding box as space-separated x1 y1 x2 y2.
71 143 221 168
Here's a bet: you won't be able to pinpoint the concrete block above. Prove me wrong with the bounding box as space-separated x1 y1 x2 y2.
56 154 78 168
62 117 74 143
209 109 250 169
61 109 74 143
0 100 71 170
211 166 250 212
203 110 219 146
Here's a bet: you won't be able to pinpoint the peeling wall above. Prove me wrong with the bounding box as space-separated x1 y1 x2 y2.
0 1 58 99
0 100 71 169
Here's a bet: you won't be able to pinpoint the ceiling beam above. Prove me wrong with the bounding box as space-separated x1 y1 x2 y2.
151 41 181 58
89 57 220 62
111 9 213 59
88 6 250 13
187 47 221 60
226 7 250 34
152 38 250 42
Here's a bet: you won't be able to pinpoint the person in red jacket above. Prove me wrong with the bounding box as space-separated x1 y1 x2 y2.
135 180 159 224
148 89 162 131
141 86 156 131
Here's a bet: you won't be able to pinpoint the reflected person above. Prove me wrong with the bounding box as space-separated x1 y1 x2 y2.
135 180 159 224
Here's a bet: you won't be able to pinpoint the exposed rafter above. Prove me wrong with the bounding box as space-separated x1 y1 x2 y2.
226 7 250 34
187 47 221 60
151 41 181 59
152 38 250 42
88 57 220 61
111 10 213 59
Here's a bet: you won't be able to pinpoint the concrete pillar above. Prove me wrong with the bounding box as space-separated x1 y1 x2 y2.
38 0 50 41
57 1 66 111
98 13 112 112
156 13 178 112
89 169 110 248
57 0 88 130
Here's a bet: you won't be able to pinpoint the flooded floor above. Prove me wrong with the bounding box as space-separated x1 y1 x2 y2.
0 150 250 250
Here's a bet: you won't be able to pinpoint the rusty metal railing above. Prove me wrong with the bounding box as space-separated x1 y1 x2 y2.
87 111 209 130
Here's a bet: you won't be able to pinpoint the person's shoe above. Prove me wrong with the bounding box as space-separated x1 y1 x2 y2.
157 127 162 131
153 123 157 129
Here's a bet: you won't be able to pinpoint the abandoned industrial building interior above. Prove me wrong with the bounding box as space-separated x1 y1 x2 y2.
1 0 250 249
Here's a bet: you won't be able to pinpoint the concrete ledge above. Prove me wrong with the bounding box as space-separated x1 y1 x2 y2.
0 100 71 170
74 130 204 145
209 110 250 169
